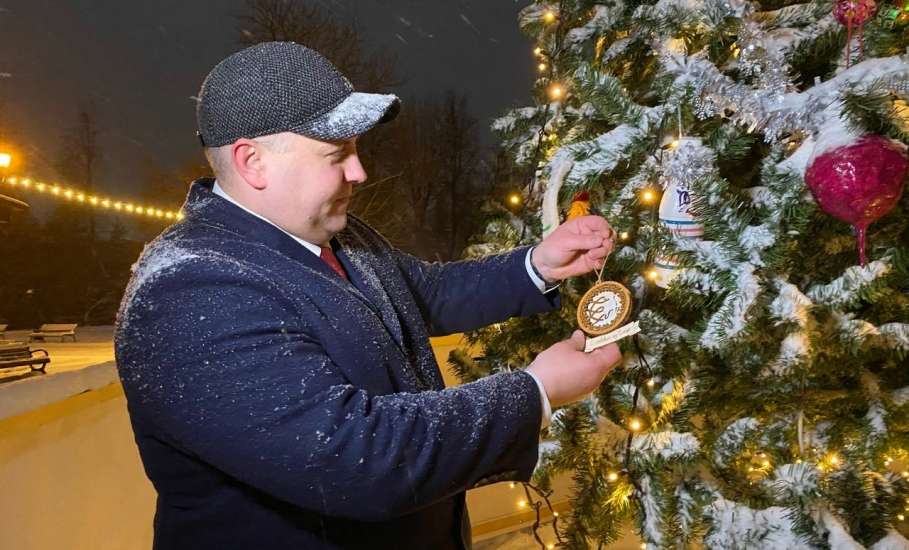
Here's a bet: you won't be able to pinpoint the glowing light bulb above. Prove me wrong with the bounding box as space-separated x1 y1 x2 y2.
628 418 643 432
517 499 527 509
508 193 522 206
538 63 548 72
641 189 656 203
646 378 655 388
607 471 619 482
534 47 543 56
620 231 630 240
543 10 556 23
646 269 659 282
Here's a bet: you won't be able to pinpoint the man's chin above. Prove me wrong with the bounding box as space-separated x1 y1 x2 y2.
326 213 348 235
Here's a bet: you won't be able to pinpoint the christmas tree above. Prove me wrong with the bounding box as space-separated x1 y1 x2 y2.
452 0 909 547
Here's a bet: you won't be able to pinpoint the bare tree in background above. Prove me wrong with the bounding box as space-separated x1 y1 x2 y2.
56 105 101 242
439 92 480 259
238 0 398 91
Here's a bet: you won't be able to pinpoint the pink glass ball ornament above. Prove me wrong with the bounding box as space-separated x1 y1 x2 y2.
804 134 907 265
833 0 877 67
833 0 877 25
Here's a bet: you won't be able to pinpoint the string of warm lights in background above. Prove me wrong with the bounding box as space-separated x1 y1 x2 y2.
1 174 183 222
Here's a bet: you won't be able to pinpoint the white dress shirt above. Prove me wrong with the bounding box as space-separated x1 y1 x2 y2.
212 181 552 428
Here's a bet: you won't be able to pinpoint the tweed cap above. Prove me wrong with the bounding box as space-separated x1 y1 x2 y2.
196 42 401 147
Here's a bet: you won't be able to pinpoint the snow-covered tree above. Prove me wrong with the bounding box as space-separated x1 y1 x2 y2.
454 0 909 547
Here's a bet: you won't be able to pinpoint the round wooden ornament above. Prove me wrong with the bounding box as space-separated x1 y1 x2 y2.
577 281 633 336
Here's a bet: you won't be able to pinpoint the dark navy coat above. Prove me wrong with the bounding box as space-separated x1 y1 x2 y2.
115 179 559 549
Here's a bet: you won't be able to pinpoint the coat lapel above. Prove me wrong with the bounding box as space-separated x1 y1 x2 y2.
333 232 407 355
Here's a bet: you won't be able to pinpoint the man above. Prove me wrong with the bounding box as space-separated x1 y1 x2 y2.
115 42 620 549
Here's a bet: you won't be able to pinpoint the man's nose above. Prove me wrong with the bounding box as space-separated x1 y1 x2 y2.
345 154 367 185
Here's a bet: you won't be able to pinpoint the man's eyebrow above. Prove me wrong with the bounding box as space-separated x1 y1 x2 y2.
322 138 357 154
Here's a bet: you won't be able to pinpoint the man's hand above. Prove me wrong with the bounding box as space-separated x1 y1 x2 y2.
532 216 615 283
527 330 622 408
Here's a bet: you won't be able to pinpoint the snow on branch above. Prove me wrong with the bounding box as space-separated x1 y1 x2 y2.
713 417 761 467
700 265 762 350
807 260 892 308
705 498 812 549
770 278 813 327
632 431 700 461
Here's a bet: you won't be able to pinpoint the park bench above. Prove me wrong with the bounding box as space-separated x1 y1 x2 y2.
0 341 50 373
28 323 78 343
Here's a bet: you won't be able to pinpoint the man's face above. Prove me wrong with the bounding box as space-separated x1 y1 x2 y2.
262 133 367 245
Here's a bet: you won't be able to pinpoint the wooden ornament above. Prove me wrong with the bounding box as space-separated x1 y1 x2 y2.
577 281 633 336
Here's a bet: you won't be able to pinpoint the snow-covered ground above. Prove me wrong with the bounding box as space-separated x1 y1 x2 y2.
0 325 114 381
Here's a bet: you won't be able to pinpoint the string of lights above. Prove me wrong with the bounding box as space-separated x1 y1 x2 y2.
1 174 183 222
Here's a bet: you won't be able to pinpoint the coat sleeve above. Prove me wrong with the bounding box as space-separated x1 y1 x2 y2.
389 245 560 336
115 258 543 522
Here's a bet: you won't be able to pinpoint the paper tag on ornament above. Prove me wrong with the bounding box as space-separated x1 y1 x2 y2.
585 321 641 352
577 281 633 336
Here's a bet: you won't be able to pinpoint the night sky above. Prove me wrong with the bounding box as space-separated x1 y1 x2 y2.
0 0 535 204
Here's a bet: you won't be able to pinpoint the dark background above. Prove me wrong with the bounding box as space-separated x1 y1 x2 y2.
0 1 539 327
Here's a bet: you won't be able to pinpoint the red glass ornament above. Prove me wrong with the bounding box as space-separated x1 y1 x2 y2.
834 0 877 67
804 134 907 265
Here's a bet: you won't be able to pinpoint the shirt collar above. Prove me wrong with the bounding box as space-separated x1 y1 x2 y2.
211 181 322 257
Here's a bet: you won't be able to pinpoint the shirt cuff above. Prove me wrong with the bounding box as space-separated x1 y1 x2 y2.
525 371 552 429
525 247 560 294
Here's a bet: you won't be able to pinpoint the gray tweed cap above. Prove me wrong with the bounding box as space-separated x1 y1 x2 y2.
196 42 401 147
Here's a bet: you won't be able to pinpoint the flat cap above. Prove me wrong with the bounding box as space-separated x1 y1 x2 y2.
197 42 400 147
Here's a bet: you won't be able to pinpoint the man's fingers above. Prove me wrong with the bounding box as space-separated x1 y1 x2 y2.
571 215 613 236
569 329 587 350
589 342 622 369
560 232 605 252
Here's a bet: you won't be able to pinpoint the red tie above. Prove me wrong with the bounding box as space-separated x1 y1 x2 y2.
320 246 349 281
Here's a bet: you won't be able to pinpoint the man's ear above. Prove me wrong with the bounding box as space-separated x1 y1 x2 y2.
231 138 268 190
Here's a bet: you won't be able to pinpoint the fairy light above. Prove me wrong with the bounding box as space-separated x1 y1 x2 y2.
533 46 544 56
0 152 11 168
667 37 686 54
900 514 906 521
548 84 564 100
543 10 557 23
646 269 660 282
538 62 548 72
508 193 522 207
641 189 657 204
607 471 619 482
2 173 182 222
620 231 630 240
628 418 643 432
509 482 516 489
517 499 528 509
552 511 559 517
646 378 655 388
